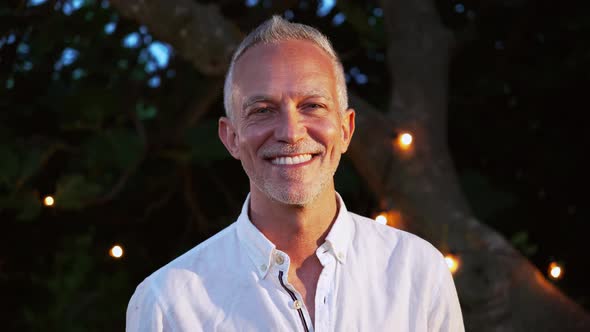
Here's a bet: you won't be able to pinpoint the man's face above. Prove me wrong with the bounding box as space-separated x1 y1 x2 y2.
219 40 355 206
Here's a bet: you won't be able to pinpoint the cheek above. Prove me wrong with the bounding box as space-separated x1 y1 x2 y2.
238 126 270 153
312 119 341 145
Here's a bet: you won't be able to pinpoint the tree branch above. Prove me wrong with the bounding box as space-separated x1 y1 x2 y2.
172 77 224 140
110 0 241 76
181 165 207 236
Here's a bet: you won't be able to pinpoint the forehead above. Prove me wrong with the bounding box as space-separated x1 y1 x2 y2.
232 40 337 103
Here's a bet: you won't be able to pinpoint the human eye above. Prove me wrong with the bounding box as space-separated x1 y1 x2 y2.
254 107 271 114
246 105 274 118
303 103 327 112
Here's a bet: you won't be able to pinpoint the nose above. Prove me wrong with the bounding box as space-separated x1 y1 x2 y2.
274 104 306 143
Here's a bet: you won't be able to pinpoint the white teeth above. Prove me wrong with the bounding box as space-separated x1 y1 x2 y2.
271 154 313 165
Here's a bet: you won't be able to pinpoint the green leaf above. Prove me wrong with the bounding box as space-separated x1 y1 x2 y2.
135 102 158 120
108 129 144 169
0 8 15 17
185 120 231 165
18 148 42 182
82 129 143 171
0 144 19 187
17 191 42 221
130 67 146 81
523 244 538 256
510 231 538 257
81 135 114 170
510 231 529 246
54 174 102 209
0 145 42 189
81 103 104 125
158 149 192 164
0 190 42 221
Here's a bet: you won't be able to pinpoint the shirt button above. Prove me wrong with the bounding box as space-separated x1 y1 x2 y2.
338 252 344 260
275 254 285 265
293 300 302 310
260 264 267 271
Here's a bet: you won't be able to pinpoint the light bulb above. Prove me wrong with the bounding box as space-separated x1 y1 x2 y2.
399 133 413 148
110 245 124 259
375 214 387 225
445 254 459 274
43 196 54 207
548 262 563 280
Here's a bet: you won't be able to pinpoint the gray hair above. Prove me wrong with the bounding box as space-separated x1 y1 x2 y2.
223 15 348 119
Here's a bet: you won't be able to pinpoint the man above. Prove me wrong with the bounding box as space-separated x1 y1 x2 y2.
127 16 464 332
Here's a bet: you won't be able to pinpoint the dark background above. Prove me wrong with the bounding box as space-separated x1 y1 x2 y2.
1 0 588 330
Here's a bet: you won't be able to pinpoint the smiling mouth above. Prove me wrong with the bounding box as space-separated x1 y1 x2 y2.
270 154 314 165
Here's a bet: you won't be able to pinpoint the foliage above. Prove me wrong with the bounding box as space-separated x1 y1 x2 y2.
510 230 539 257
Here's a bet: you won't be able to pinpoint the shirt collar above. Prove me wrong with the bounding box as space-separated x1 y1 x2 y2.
236 192 354 279
323 192 353 264
236 194 275 280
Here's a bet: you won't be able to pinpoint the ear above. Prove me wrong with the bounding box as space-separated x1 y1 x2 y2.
340 108 356 153
218 116 241 160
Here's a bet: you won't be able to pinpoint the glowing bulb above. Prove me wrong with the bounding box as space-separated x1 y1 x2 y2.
109 245 124 259
445 254 459 274
548 262 563 280
43 196 54 207
399 133 413 148
375 214 387 225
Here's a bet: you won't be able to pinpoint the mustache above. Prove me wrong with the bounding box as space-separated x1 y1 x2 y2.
260 141 324 158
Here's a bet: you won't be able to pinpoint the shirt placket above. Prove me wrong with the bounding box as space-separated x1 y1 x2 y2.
273 250 315 332
314 245 336 332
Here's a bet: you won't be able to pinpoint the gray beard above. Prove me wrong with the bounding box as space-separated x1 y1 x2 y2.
244 155 340 207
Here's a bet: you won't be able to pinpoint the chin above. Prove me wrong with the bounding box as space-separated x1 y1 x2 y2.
272 192 314 206
263 183 326 207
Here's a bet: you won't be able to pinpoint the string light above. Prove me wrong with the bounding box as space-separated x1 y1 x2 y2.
109 245 124 259
43 195 55 207
375 214 387 225
400 133 413 145
398 132 413 149
445 254 460 274
372 210 403 228
548 262 563 280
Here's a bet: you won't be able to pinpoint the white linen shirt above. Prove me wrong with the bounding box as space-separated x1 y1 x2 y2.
126 194 464 332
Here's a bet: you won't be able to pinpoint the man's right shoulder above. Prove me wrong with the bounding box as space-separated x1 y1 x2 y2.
126 222 244 331
129 221 240 305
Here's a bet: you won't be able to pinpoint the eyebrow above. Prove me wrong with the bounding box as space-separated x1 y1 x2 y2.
243 95 273 110
242 92 332 110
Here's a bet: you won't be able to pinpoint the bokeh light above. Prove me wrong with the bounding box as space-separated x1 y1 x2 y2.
445 254 459 274
375 214 387 225
109 245 124 259
548 262 563 280
399 133 413 147
43 196 54 207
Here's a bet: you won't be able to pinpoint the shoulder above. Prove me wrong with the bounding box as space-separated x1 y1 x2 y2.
345 212 464 330
127 222 239 308
346 211 456 299
157 221 238 277
348 212 443 258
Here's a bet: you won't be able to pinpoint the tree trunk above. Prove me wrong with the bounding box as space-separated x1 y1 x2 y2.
111 0 590 330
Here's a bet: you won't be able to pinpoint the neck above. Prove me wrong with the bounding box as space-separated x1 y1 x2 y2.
248 187 339 264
